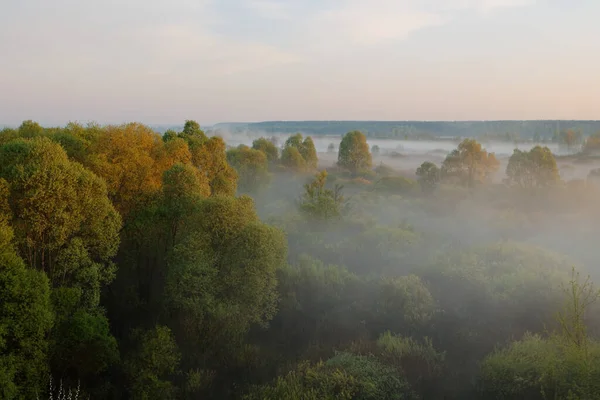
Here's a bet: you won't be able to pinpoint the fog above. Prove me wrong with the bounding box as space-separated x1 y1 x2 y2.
3 120 600 398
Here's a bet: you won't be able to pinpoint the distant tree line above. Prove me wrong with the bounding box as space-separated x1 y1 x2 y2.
209 120 600 141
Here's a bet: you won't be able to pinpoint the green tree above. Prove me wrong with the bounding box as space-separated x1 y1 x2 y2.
300 136 318 169
181 120 207 141
124 325 181 400
281 146 307 171
441 138 499 187
298 171 345 221
17 120 44 138
327 143 336 153
285 133 304 149
252 137 279 164
415 162 440 193
50 299 120 388
163 129 179 143
338 131 372 174
227 145 271 193
0 197 53 399
506 146 560 189
479 269 600 400
163 195 287 392
281 134 318 171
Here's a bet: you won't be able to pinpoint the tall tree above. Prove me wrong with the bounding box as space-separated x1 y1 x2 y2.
338 131 372 174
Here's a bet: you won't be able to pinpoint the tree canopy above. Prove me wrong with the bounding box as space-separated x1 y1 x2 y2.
338 131 372 174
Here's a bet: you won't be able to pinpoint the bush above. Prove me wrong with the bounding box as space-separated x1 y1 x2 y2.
244 353 416 400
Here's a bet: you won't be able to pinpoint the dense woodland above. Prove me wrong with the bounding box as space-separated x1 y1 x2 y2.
2 120 600 399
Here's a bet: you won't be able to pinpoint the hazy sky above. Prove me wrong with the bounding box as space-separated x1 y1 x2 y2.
1 0 599 125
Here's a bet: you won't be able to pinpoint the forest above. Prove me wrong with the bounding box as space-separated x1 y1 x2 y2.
209 120 600 141
2 120 600 399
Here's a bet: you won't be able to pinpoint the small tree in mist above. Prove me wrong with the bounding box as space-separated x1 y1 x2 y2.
582 132 600 154
298 171 345 221
327 142 336 154
559 128 583 153
556 268 599 350
226 145 271 193
415 162 440 193
371 145 380 156
281 133 318 171
300 136 318 169
281 146 306 171
338 131 372 175
441 139 499 188
252 137 279 164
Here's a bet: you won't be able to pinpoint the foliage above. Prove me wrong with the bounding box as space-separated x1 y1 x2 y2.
479 269 600 399
281 146 307 171
373 176 418 195
0 219 53 399
124 325 181 400
0 138 122 307
298 171 345 221
227 145 271 193
244 353 416 400
442 139 499 187
4 119 600 400
338 131 372 174
506 146 560 188
252 137 279 163
281 134 318 171
416 161 440 193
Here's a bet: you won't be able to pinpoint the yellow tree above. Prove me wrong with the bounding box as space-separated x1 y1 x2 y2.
191 136 238 196
86 123 165 217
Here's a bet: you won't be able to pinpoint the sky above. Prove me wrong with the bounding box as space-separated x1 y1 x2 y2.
1 0 599 125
